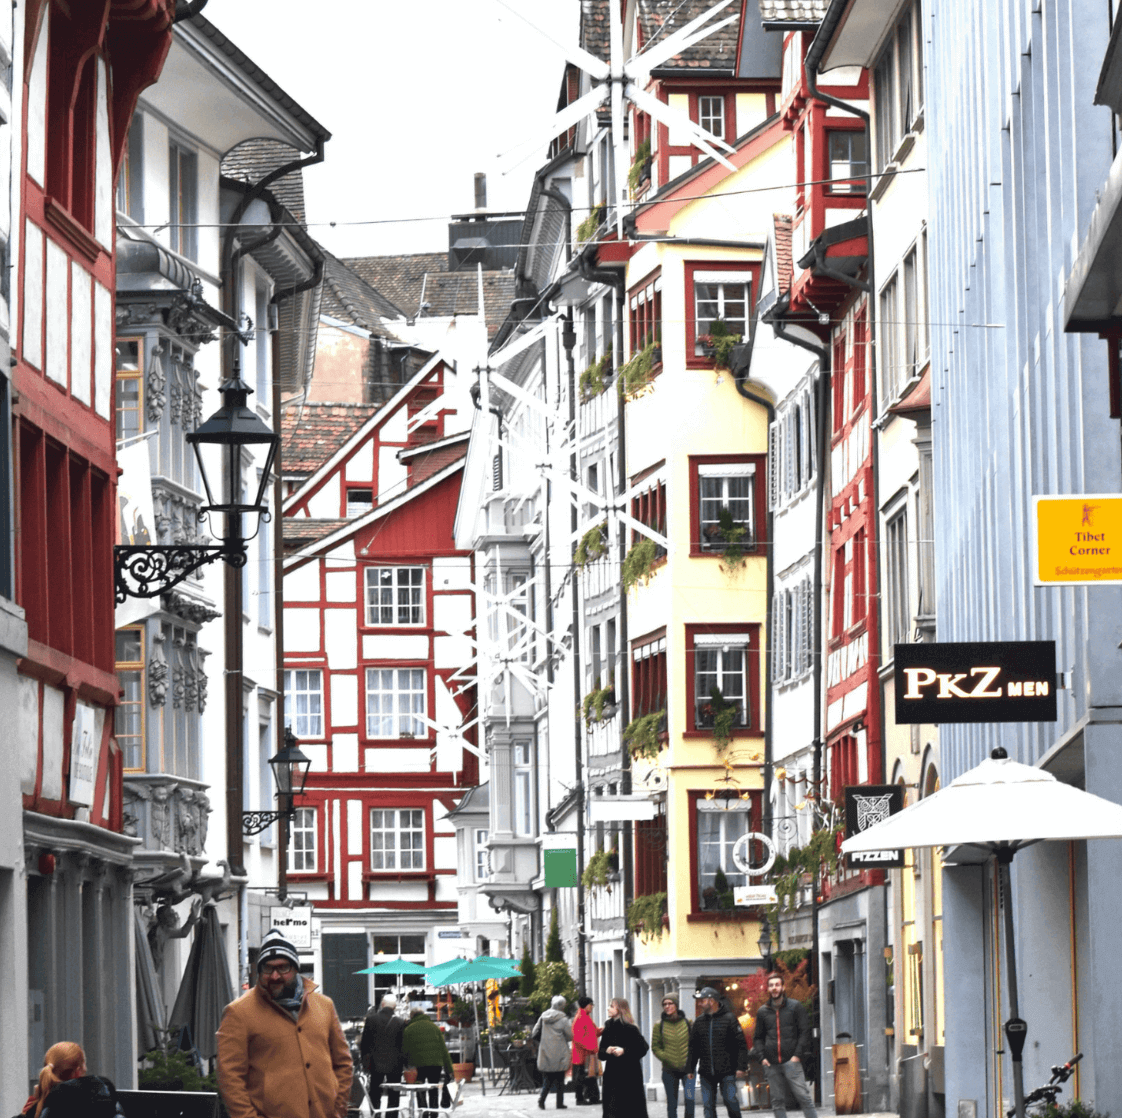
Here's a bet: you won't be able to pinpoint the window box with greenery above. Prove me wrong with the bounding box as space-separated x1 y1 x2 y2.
623 708 666 761
619 337 660 401
582 679 617 728
627 890 668 938
690 455 765 559
622 537 659 592
696 318 741 370
628 138 652 197
770 824 844 910
576 202 606 246
686 262 756 368
579 348 613 401
574 521 609 568
685 623 761 744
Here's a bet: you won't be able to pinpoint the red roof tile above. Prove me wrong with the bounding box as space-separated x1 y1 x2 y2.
774 213 793 294
281 401 379 478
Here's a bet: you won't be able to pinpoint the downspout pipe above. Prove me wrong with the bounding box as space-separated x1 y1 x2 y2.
732 370 776 845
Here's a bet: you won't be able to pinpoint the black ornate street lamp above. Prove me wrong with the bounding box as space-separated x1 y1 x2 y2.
114 374 279 602
757 913 773 971
242 727 312 835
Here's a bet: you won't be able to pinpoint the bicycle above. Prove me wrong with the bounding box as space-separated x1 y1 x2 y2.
1007 1053 1082 1118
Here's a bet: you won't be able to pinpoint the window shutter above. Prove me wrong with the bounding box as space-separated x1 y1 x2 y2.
784 413 796 502
799 578 811 675
806 386 817 478
767 421 779 509
770 592 780 682
492 451 503 491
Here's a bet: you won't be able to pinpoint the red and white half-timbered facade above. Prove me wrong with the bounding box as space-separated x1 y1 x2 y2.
282 355 478 1018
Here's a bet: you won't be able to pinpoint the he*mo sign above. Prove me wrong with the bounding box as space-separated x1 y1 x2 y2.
894 641 1057 724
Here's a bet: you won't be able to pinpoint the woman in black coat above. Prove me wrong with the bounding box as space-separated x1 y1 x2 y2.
597 997 649 1118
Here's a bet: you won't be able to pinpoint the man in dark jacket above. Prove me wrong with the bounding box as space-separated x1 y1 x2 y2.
359 994 405 1118
751 974 818 1118
687 987 748 1118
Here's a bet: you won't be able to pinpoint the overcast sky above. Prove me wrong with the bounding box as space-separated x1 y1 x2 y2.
204 0 577 260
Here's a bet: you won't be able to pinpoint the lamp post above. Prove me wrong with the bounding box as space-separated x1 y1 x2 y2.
114 374 279 601
757 913 773 973
243 727 311 836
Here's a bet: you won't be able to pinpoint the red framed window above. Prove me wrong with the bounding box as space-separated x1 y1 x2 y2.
685 262 758 367
635 816 669 897
830 528 867 638
631 628 667 719
852 310 867 408
689 454 767 556
684 622 762 736
830 734 859 799
364 565 426 627
631 478 667 557
832 333 847 433
364 665 430 741
826 128 868 195
628 272 662 353
688 789 764 914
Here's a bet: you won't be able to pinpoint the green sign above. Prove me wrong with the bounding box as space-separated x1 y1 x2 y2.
543 847 578 887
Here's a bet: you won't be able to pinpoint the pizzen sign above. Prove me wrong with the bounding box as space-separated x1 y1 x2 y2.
894 641 1057 724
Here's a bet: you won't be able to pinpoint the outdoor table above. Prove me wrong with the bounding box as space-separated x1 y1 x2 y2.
498 1044 538 1095
384 1080 443 1118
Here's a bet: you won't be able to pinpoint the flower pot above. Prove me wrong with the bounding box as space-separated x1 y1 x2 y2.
512 1039 525 1048
403 1069 418 1084
453 1062 474 1082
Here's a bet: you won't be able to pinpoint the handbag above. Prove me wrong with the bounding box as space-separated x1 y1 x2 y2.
440 1083 453 1110
584 1051 603 1079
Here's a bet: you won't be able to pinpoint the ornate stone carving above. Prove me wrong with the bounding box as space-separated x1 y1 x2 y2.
147 344 166 423
161 590 219 625
148 628 168 708
171 630 187 710
149 783 172 847
196 647 211 713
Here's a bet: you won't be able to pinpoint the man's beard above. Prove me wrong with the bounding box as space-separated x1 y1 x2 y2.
265 976 299 1001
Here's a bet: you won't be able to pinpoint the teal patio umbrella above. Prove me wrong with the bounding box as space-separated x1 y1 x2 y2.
354 956 429 976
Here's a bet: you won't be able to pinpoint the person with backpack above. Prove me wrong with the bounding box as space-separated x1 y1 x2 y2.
652 994 694 1118
686 987 749 1118
23 1042 125 1118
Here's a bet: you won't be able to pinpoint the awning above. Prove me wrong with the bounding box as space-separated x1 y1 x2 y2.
134 909 167 1057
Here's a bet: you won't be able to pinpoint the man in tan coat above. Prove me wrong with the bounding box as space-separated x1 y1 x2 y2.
218 928 352 1118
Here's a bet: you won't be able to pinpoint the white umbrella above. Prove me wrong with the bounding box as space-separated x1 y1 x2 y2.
842 748 1122 1118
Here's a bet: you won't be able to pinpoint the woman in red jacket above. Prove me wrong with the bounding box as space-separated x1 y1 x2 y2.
571 996 601 1105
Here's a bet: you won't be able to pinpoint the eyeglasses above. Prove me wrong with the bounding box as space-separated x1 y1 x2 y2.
261 962 295 977
662 1001 676 1006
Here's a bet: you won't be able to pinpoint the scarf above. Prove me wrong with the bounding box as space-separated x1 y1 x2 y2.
274 974 304 1020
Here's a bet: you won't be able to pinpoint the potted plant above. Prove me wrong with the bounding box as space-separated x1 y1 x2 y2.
623 708 666 761
574 522 609 568
621 537 658 592
576 203 606 246
582 847 612 891
704 505 750 574
700 688 740 751
582 679 617 727
697 319 742 369
628 138 652 198
579 348 612 401
510 1028 527 1047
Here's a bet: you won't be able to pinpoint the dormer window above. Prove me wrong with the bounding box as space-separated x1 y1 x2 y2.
698 95 725 139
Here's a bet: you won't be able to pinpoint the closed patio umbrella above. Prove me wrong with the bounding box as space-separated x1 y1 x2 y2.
841 747 1122 1118
168 902 235 1062
134 909 166 1056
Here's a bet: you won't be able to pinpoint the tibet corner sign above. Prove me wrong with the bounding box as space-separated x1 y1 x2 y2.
1034 494 1122 585
894 641 1057 724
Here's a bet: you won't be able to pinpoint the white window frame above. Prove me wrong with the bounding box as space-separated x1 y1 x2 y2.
698 462 756 550
288 807 317 872
474 828 491 882
284 668 324 738
828 130 868 194
697 799 753 900
370 807 426 871
513 741 534 837
168 137 198 261
365 566 426 627
885 505 910 647
698 95 725 139
693 270 751 353
693 633 750 729
365 667 427 739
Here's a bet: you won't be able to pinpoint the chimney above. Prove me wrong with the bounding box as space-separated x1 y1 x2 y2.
474 172 487 211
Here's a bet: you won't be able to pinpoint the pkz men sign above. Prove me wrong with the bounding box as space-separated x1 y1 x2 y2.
894 641 1057 723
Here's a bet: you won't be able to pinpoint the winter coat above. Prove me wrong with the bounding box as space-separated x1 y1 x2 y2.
751 997 812 1065
572 1007 599 1065
651 1012 692 1073
688 1006 749 1081
38 1077 124 1118
598 1017 649 1118
359 1006 405 1075
217 977 352 1118
532 1007 575 1073
401 1015 454 1076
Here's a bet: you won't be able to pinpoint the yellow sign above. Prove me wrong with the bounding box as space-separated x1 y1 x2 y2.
1034 495 1122 584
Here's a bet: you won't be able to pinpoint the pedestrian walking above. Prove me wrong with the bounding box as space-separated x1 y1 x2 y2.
400 1009 453 1118
359 993 405 1118
571 996 602 1105
22 1042 123 1118
751 973 818 1118
532 994 575 1110
597 997 649 1118
652 994 694 1118
217 927 352 1118
687 987 748 1118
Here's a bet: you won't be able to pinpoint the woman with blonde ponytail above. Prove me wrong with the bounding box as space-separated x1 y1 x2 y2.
21 1042 123 1118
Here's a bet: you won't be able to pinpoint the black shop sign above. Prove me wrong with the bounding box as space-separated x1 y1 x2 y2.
844 784 904 869
894 641 1057 724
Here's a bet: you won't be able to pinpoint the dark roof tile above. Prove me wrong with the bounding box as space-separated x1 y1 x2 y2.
759 0 828 25
282 519 349 553
637 0 740 72
221 139 307 223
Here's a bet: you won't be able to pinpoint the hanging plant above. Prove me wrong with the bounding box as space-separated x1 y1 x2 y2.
628 138 652 197
582 847 613 891
714 506 749 575
574 521 609 568
618 339 659 400
576 203 606 245
622 537 659 591
770 825 844 911
626 891 668 938
700 687 739 751
582 679 617 727
623 709 665 761
579 348 613 401
697 318 742 369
